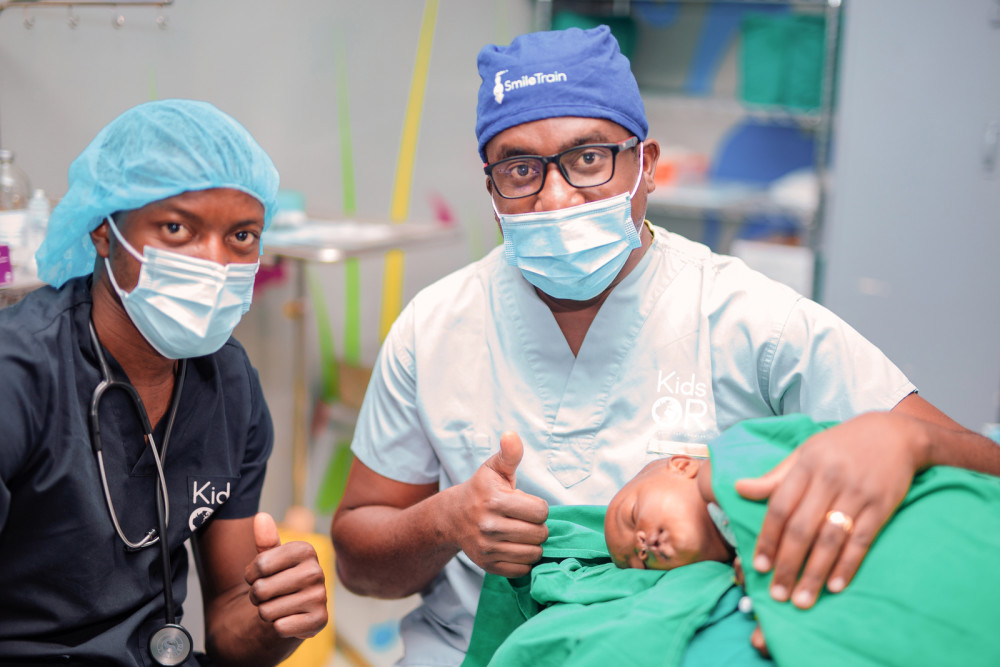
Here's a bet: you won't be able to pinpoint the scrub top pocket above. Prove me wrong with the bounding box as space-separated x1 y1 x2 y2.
545 436 598 488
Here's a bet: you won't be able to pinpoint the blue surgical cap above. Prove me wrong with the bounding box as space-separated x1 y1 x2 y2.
36 99 279 287
475 25 648 162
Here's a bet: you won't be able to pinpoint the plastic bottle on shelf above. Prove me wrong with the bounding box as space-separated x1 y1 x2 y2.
0 149 32 272
25 189 50 276
0 149 31 210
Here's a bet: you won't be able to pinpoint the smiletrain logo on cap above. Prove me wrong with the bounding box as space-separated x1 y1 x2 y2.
493 69 569 105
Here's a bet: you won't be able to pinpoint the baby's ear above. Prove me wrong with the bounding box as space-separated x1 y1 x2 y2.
667 455 700 478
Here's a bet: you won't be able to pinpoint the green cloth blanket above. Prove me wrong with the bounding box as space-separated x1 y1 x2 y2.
465 415 1000 666
463 506 767 667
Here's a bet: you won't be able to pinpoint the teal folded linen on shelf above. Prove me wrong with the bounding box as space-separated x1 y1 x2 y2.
740 14 826 110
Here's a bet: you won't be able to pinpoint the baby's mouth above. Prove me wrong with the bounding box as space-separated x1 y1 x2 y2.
646 530 672 562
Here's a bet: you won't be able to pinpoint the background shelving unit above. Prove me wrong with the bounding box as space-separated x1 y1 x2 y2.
534 0 843 299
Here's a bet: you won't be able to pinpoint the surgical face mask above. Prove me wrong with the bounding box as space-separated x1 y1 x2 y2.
104 216 259 359
494 142 644 301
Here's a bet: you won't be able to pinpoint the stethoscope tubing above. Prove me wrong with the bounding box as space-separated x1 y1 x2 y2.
90 377 170 550
87 319 191 663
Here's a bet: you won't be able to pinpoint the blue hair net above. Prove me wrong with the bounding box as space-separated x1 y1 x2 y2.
36 99 279 287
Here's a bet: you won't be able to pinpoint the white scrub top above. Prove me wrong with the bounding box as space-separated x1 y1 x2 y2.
351 225 915 666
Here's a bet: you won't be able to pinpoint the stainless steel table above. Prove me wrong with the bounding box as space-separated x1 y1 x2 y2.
261 219 460 507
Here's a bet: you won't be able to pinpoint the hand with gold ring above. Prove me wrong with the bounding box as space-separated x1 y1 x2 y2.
734 411 926 611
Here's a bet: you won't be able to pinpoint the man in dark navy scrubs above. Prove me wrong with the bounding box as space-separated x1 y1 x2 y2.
0 100 327 666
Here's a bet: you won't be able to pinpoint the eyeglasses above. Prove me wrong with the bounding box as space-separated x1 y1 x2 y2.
484 136 639 199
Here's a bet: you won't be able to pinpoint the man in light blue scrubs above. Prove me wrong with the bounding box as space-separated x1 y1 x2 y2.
331 26 1000 666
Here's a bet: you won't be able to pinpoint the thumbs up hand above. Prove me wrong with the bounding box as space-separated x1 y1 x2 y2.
244 512 328 639
452 432 549 578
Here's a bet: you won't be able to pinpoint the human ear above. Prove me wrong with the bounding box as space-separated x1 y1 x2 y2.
667 455 700 478
90 219 112 259
641 139 661 194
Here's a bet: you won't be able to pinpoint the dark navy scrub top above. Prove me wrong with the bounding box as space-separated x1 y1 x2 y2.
0 276 273 666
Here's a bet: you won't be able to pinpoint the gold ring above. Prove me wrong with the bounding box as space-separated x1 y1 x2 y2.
826 510 855 534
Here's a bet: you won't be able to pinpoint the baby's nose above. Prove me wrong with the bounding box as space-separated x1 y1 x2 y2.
635 531 648 560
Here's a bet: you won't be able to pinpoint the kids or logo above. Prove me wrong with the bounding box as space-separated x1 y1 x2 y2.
188 479 232 532
651 371 710 430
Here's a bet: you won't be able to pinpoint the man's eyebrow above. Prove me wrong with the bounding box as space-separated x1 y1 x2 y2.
145 202 197 219
145 201 263 227
567 132 614 147
495 145 538 160
493 133 617 161
230 218 264 229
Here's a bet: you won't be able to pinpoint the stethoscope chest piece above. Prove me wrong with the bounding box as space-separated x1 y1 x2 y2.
149 623 192 666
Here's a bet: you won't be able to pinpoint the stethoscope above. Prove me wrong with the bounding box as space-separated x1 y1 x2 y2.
87 320 193 666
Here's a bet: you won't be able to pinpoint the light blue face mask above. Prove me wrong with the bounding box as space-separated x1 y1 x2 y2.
494 142 644 301
104 216 258 359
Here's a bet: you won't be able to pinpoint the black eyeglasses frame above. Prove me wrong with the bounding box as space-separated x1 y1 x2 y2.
484 136 640 199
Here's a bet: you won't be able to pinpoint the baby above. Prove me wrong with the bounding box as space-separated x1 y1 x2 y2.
604 455 734 571
603 415 1000 665
468 416 1000 666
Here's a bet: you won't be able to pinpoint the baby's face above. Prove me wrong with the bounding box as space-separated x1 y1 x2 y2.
605 457 731 570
